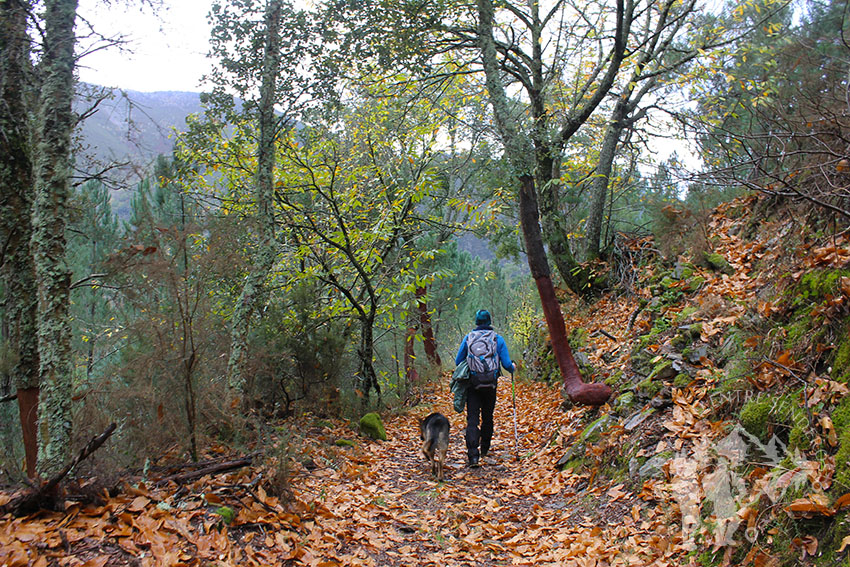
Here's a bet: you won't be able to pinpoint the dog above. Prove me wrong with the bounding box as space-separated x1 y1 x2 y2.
420 412 450 481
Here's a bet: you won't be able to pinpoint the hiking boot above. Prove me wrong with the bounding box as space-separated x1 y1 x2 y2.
468 457 480 467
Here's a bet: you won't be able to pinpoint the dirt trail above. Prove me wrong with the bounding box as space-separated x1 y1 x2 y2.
290 380 681 566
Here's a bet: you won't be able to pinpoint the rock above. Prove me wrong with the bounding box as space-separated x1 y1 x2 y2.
650 387 673 409
703 252 734 275
624 407 655 432
573 351 591 368
335 439 356 447
359 412 387 441
637 454 670 480
648 360 677 381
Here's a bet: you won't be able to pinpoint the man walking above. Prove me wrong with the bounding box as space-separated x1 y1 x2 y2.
455 310 516 466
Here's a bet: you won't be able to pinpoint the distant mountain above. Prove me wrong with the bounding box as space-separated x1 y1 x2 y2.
77 87 204 166
75 86 205 218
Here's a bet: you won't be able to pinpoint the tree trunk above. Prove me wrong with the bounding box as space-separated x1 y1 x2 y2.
584 99 627 261
416 286 441 367
518 175 612 406
404 327 419 385
358 317 381 407
227 0 282 396
31 0 78 478
537 157 583 292
0 0 40 478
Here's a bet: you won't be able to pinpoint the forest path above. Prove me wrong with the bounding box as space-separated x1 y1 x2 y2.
0 379 685 567
290 379 680 566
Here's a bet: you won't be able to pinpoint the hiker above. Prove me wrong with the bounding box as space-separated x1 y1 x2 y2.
455 309 516 467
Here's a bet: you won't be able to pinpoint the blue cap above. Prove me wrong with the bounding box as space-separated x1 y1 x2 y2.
475 309 491 326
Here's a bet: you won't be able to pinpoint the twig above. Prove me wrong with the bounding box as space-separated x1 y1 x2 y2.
0 392 17 404
595 329 618 341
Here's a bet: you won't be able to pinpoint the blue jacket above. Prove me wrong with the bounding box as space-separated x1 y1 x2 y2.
455 325 514 374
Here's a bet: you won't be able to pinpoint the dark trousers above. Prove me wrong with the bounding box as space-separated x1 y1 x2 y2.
466 385 497 460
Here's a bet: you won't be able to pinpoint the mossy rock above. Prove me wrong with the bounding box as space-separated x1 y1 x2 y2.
673 373 692 388
739 394 808 449
648 360 677 382
674 306 699 323
739 396 775 442
359 412 387 441
215 506 236 524
685 276 706 292
335 439 356 447
568 327 590 348
673 324 703 352
614 391 637 412
637 376 663 398
702 252 734 275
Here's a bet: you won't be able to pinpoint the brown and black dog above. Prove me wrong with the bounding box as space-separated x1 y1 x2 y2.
420 412 450 481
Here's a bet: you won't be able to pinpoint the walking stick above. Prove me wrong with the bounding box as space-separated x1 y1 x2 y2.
511 370 519 461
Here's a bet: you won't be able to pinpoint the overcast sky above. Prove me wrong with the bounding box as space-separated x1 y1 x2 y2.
76 0 213 92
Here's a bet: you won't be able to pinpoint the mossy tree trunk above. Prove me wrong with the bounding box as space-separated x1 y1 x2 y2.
227 0 282 397
0 0 40 478
31 0 78 479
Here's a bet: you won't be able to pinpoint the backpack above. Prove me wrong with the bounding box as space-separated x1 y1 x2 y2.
466 329 499 389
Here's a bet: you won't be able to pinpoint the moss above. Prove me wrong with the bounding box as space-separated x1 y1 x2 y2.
833 329 850 383
833 397 850 435
796 269 850 302
359 412 387 441
835 428 850 490
637 377 663 398
215 506 236 524
673 373 692 388
335 439 356 447
703 252 734 275
739 397 774 442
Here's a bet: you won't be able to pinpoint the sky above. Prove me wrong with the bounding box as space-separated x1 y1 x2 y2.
76 0 213 93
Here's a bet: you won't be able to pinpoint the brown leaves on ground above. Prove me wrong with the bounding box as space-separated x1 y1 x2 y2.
0 379 696 567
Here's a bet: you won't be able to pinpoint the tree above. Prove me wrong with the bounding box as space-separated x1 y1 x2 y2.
275 82 450 406
204 0 322 400
689 0 850 220
475 0 631 405
31 0 79 478
0 0 39 478
224 0 284 397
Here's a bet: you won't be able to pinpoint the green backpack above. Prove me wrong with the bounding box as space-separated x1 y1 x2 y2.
450 360 470 413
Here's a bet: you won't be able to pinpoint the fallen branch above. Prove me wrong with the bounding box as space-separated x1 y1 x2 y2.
1 423 117 516
0 392 17 404
593 329 618 341
155 453 258 486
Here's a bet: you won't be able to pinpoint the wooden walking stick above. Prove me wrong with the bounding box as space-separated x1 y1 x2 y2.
511 370 519 461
